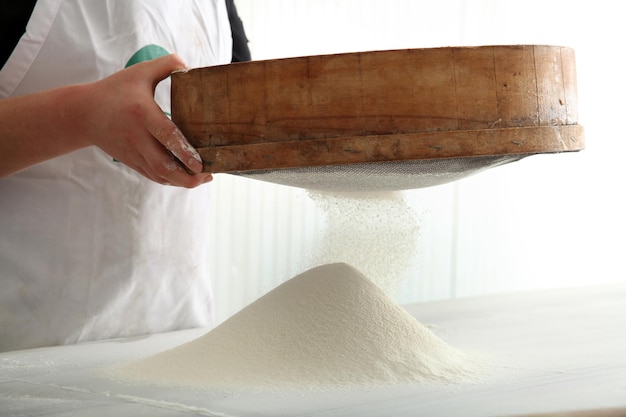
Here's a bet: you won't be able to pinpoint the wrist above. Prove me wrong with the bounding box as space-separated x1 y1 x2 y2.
52 83 94 150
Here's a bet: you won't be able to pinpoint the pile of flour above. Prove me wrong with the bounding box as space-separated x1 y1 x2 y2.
119 263 482 392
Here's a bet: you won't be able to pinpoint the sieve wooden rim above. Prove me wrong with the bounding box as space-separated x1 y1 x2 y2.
172 45 584 174
197 125 583 173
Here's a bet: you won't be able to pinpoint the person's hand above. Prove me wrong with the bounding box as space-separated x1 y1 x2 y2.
81 54 212 188
0 54 211 185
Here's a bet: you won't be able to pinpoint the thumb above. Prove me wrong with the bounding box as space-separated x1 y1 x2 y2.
138 54 188 87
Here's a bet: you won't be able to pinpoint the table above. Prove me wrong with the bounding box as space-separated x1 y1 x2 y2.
2 283 626 416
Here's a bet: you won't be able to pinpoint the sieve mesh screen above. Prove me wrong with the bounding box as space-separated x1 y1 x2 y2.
235 154 527 192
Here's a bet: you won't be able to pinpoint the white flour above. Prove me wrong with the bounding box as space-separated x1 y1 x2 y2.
119 263 482 392
305 191 420 294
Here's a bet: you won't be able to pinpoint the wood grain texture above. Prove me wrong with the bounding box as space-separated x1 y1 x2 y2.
198 125 583 173
172 45 584 173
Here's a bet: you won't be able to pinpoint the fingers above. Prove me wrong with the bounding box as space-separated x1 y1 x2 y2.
129 54 210 186
145 107 204 174
141 123 213 188
134 54 188 88
134 134 213 188
150 158 214 189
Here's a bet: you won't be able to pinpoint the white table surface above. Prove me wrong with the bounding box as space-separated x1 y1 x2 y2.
2 282 626 417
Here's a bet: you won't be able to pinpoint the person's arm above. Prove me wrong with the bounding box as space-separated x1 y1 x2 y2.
0 54 212 188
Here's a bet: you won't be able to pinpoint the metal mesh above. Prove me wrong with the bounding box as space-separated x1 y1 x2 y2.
235 154 528 192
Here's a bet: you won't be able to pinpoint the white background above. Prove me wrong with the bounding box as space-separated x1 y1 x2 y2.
208 0 626 324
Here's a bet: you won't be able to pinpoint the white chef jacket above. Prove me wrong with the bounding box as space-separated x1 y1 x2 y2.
0 0 232 352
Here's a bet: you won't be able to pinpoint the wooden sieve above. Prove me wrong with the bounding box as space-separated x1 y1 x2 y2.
171 45 584 191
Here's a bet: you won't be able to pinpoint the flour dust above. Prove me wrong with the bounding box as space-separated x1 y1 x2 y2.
304 191 420 294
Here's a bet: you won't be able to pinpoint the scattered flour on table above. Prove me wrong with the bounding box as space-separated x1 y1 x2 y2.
305 191 420 294
116 263 485 392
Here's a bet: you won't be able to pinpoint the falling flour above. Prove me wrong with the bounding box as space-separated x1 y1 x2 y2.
305 191 420 294
117 263 484 392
